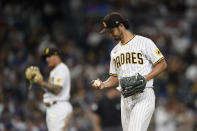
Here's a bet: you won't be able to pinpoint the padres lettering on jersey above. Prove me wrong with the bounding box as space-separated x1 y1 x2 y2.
109 35 164 87
113 52 144 69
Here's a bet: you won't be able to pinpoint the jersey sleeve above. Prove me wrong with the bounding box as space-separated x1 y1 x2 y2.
53 67 69 87
109 53 118 77
145 39 165 65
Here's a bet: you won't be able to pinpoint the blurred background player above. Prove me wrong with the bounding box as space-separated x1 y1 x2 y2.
32 48 73 131
92 88 121 131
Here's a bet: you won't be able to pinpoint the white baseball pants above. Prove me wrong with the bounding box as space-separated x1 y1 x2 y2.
121 87 155 131
46 101 73 131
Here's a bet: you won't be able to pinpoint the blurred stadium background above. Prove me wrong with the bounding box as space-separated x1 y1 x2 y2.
0 0 197 130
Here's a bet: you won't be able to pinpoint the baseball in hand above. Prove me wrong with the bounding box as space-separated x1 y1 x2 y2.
94 80 101 86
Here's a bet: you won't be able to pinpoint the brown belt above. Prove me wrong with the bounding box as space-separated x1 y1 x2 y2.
45 101 57 107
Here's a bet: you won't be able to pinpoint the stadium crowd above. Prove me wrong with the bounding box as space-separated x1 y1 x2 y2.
0 0 197 130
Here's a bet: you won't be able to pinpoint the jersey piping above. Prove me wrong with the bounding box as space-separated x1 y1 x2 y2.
109 73 118 77
121 35 136 46
154 57 165 66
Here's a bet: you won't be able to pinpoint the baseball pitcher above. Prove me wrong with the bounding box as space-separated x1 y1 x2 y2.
92 12 167 131
25 48 73 131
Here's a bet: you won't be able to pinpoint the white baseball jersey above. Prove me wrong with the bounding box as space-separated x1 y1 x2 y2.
43 63 71 103
109 35 164 131
43 63 73 131
110 35 164 86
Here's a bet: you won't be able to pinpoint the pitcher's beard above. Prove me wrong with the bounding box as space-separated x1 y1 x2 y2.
113 30 122 41
114 38 120 41
113 36 121 41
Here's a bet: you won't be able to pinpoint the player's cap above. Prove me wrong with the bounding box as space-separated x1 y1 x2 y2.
100 12 128 33
43 48 60 58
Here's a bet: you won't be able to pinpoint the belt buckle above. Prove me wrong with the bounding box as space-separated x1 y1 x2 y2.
45 103 51 107
45 101 57 107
